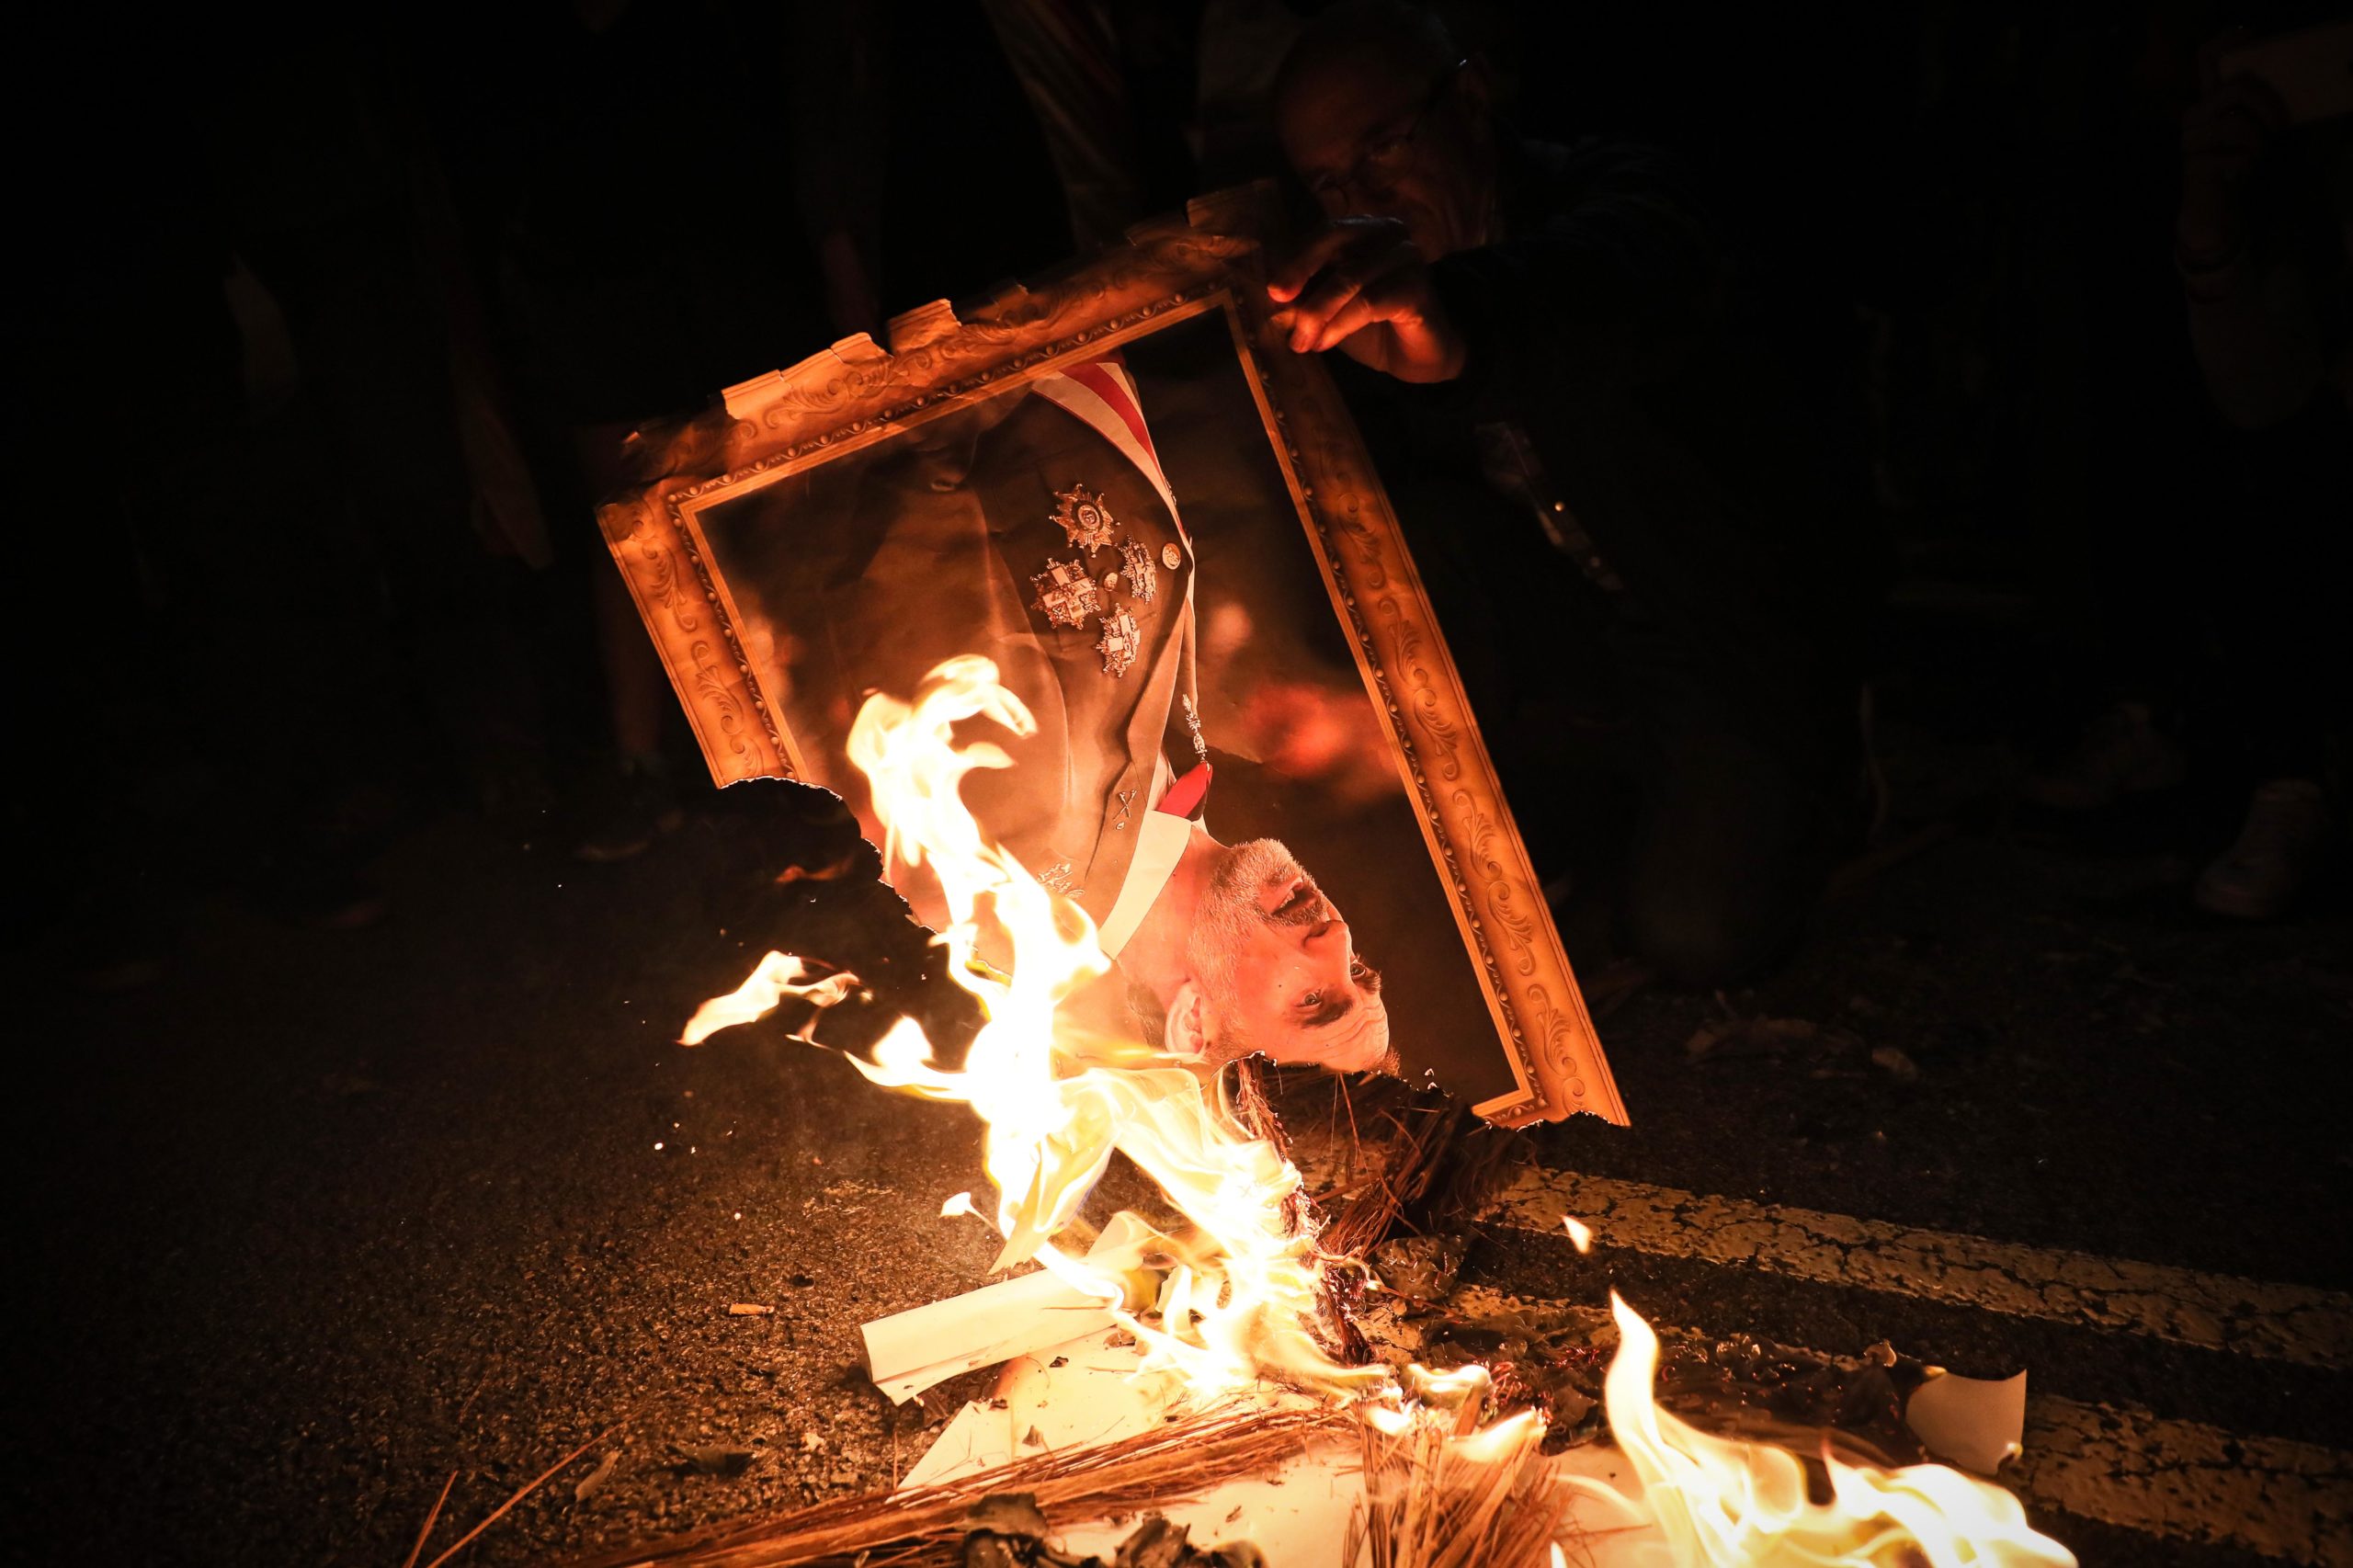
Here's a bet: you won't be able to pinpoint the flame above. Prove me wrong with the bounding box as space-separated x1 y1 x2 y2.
689 656 2076 1568
692 656 1381 1399
681 953 858 1045
1602 1292 2075 1566
1353 1394 1570 1568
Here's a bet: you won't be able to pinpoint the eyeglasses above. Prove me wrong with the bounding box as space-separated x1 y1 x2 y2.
1305 58 1470 207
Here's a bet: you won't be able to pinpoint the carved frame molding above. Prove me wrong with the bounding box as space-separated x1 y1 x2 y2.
598 185 1623 1126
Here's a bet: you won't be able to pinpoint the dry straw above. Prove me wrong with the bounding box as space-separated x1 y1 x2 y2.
569 1404 1354 1568
1347 1406 1576 1568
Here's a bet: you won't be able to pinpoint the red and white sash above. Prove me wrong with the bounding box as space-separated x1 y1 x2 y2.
1029 353 1203 957
1031 357 1186 534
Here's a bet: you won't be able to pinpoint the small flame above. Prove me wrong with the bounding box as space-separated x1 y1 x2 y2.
681 954 858 1046
1603 1291 2075 1565
694 658 1382 1398
1451 1405 1543 1465
1408 1362 1492 1403
1562 1214 1594 1253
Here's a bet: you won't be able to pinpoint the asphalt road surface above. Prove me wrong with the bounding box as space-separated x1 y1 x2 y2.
21 722 2353 1566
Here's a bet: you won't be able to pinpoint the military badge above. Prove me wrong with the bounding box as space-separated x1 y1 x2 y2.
1031 558 1103 629
1161 542 1183 571
1180 692 1209 763
1051 483 1118 553
1095 607 1141 678
1118 538 1158 604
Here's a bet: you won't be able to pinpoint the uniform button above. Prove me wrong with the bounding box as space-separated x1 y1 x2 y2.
1104 572 1120 591
1162 543 1182 570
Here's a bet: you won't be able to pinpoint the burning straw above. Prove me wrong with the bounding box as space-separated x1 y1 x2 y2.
1348 1399 1575 1568
567 1404 1352 1568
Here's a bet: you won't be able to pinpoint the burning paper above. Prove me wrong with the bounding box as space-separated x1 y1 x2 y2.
1602 1293 2075 1566
690 656 1382 1401
680 953 858 1045
679 659 2073 1568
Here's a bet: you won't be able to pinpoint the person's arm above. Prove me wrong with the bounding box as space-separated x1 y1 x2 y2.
1431 142 1725 411
1267 142 1725 405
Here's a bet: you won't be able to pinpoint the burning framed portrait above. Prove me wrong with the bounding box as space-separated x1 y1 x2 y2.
599 187 1621 1126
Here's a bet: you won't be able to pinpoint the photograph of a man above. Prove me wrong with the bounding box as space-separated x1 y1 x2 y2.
708 344 1395 1075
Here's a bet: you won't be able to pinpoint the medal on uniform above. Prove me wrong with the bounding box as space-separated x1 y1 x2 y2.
1050 483 1118 553
1118 538 1157 604
1095 607 1140 678
1032 558 1104 629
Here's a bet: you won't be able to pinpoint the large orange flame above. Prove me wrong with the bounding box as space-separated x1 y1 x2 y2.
1602 1291 2075 1565
691 656 1382 1399
687 656 2076 1566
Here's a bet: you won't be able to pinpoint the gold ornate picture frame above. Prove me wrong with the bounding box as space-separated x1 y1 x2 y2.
598 186 1623 1127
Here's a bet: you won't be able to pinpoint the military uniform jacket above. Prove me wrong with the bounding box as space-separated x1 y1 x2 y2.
794 358 1199 934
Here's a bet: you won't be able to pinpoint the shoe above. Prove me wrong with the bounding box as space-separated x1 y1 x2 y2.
2025 702 2187 811
2196 778 2332 920
573 758 686 863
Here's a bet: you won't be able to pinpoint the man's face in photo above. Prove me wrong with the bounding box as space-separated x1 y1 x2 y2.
1186 838 1392 1072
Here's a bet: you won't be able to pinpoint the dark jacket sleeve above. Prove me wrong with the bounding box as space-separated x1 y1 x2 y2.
1430 140 1727 419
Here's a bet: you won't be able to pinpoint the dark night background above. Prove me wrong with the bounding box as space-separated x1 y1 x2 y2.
6 3 2347 1565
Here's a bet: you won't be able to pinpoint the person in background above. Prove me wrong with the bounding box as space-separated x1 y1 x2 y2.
1262 0 1874 987
2171 28 2350 919
212 24 553 849
431 0 842 862
441 0 1086 862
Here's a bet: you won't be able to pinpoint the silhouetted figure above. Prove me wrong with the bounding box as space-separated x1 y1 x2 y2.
2172 34 2350 919
1265 0 1870 986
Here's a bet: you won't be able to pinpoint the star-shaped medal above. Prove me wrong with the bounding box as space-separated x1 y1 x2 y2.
1051 483 1118 553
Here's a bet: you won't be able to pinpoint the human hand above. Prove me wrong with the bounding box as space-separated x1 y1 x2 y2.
1267 217 1466 383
